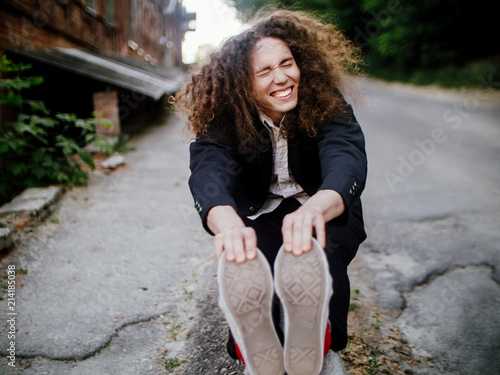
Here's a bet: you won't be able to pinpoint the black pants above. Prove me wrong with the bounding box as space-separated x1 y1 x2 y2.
227 198 357 358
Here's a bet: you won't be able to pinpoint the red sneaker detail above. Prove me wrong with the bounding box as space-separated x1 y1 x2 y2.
235 342 245 364
324 323 332 357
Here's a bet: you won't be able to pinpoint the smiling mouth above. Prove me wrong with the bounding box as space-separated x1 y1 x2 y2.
271 87 293 98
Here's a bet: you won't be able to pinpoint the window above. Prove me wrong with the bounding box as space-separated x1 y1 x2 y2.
85 0 98 16
105 0 114 25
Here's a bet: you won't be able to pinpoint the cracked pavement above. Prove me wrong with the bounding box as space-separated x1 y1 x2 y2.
355 79 500 374
0 79 499 374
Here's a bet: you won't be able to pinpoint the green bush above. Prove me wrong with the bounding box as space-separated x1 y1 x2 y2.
0 55 112 205
362 51 500 89
409 62 500 89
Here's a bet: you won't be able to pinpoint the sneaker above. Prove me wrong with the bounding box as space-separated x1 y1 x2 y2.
218 249 285 375
274 238 333 375
320 350 348 375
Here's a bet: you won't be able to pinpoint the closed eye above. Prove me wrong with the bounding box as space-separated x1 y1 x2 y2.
281 57 294 67
255 57 294 77
257 70 271 77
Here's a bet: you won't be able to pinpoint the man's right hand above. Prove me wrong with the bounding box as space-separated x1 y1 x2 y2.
207 205 257 263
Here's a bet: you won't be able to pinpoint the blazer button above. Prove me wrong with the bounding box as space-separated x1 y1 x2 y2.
249 206 255 213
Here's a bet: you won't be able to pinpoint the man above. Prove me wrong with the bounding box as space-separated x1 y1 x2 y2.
176 9 367 375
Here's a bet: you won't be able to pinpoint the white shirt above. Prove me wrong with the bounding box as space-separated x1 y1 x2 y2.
247 113 309 219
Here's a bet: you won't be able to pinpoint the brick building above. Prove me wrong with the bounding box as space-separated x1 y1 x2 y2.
0 0 195 134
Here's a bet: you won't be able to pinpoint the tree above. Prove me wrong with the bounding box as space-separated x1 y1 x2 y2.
228 0 500 78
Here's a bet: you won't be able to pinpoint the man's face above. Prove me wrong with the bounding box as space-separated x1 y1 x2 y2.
250 37 300 124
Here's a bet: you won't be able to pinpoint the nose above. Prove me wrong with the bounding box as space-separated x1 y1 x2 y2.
272 68 287 84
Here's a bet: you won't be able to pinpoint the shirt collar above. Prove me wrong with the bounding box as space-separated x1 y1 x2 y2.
259 112 286 130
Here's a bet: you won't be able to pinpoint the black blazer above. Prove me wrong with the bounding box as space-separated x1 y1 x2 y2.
189 104 367 253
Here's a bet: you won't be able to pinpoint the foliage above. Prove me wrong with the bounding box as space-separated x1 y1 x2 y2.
364 0 497 68
366 56 500 89
0 56 112 205
112 134 135 154
231 0 339 23
229 0 500 88
164 357 180 373
365 346 382 375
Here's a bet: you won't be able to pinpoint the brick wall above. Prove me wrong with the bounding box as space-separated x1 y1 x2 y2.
0 0 169 65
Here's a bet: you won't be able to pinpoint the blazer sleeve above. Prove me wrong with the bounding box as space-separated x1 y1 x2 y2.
188 132 240 234
316 104 367 220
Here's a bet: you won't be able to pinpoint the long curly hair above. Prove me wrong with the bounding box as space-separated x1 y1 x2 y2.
174 9 360 147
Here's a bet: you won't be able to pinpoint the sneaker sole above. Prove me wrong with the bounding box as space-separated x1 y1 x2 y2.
274 239 333 375
218 250 284 375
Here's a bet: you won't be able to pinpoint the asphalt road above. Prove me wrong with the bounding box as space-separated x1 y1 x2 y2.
0 79 498 375
355 78 500 374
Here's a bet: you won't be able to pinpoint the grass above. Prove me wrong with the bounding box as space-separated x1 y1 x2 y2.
113 134 135 154
365 346 383 375
349 289 361 311
165 357 180 373
183 287 193 299
170 322 182 340
182 280 193 300
371 312 381 330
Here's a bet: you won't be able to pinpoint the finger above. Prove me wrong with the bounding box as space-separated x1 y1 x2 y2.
214 233 224 262
223 235 236 262
231 230 246 263
243 227 257 260
282 214 293 252
313 215 326 249
292 217 303 256
301 214 313 252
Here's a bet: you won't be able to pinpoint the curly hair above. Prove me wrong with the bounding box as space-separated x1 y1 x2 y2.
174 9 360 147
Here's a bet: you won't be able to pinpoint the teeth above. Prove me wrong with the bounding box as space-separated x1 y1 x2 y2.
272 87 292 98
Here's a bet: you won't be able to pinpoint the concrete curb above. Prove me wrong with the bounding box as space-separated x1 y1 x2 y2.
101 154 126 169
0 186 62 218
0 224 16 250
0 186 63 250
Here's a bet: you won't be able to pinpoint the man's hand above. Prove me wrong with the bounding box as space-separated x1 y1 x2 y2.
282 206 326 255
207 205 257 263
282 190 345 256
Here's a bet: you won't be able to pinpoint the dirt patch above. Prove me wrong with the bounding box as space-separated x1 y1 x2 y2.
342 296 432 375
342 256 438 375
177 268 245 375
